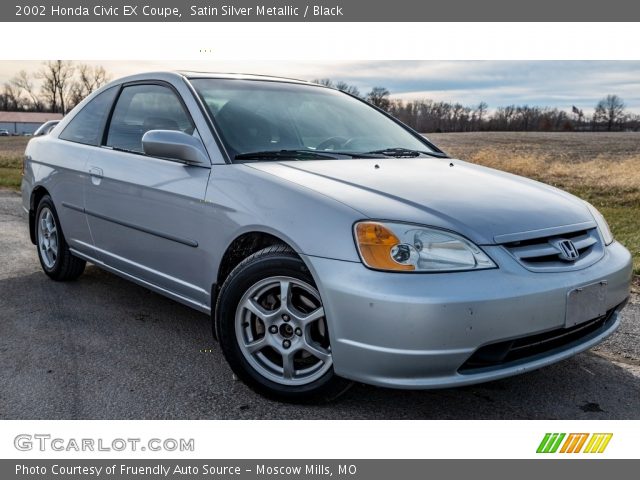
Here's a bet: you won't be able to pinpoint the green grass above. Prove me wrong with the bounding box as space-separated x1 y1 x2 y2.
0 137 28 189
567 190 640 278
0 166 22 188
602 206 640 277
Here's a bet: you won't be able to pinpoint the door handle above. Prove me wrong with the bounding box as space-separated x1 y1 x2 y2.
89 166 103 185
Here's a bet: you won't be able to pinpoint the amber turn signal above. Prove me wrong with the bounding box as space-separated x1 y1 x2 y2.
355 222 415 271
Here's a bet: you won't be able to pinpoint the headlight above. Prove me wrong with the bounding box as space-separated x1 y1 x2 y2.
354 221 496 272
585 202 614 245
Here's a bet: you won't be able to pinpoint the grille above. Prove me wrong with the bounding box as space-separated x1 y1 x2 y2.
503 227 603 272
459 307 616 373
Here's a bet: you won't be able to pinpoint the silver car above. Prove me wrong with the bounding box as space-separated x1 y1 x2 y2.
33 120 60 137
21 72 632 402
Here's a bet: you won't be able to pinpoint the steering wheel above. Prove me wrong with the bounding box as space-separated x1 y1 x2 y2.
316 136 350 151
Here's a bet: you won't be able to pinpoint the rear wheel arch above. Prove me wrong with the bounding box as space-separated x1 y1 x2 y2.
34 194 86 281
29 186 51 245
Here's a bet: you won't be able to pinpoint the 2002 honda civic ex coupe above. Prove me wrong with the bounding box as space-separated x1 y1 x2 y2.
22 72 632 402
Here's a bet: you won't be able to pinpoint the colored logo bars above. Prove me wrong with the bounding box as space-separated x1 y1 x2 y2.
536 433 613 454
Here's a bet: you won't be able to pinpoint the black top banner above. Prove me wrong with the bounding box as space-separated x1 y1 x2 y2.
5 0 640 21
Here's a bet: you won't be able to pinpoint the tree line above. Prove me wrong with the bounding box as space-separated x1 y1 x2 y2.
1 61 110 114
2 66 637 132
315 78 640 132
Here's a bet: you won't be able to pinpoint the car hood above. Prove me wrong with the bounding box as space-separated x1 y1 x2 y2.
246 157 595 245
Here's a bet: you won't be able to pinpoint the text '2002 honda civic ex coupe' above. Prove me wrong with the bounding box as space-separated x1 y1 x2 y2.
21 72 632 402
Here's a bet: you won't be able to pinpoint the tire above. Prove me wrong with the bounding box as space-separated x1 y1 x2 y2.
215 245 352 403
35 195 86 281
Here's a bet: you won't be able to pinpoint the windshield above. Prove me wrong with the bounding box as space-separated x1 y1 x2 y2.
190 78 438 160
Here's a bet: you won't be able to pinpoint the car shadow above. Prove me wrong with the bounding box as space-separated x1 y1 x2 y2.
1 266 639 420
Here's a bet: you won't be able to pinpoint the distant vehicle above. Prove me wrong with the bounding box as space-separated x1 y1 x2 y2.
0 129 10 136
33 120 60 137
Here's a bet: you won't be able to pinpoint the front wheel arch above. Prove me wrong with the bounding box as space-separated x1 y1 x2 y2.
214 244 351 402
213 231 311 337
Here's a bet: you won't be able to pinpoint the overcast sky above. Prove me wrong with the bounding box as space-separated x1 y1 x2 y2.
1 60 639 113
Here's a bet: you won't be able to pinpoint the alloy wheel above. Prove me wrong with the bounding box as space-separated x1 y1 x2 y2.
235 276 332 386
37 207 59 269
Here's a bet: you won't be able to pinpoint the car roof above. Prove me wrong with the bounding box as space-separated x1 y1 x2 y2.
102 71 324 89
179 71 318 86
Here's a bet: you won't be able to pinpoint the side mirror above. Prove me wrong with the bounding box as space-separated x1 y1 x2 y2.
142 130 209 165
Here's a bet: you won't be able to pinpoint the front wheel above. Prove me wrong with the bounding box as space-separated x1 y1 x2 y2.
215 245 352 402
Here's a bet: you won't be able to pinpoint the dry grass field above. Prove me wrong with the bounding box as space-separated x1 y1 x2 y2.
1 132 639 278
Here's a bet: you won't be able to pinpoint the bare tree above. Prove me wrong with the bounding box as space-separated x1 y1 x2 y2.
312 78 361 97
366 87 390 110
594 94 626 131
571 105 584 128
2 62 112 112
79 64 109 91
38 60 75 114
1 83 23 111
313 78 334 87
10 70 44 111
476 102 488 123
335 81 361 97
69 64 110 108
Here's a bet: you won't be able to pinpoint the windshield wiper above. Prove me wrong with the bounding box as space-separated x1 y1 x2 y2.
317 150 386 159
234 148 445 161
366 148 448 158
235 149 341 161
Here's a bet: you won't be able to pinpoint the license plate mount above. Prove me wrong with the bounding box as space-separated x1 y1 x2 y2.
566 281 608 328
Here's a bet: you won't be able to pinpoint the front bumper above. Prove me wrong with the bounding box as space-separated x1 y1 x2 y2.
302 241 632 389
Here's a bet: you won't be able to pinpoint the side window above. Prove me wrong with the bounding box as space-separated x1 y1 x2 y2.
106 84 195 153
59 86 118 146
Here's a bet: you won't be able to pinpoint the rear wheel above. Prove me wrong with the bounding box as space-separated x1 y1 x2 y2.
216 245 352 402
35 195 86 281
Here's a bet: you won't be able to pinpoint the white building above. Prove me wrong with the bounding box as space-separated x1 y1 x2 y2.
0 111 63 135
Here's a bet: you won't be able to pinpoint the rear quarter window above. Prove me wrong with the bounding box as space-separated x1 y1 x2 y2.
59 86 118 146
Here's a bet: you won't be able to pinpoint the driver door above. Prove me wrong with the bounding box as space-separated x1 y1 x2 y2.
84 83 212 308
